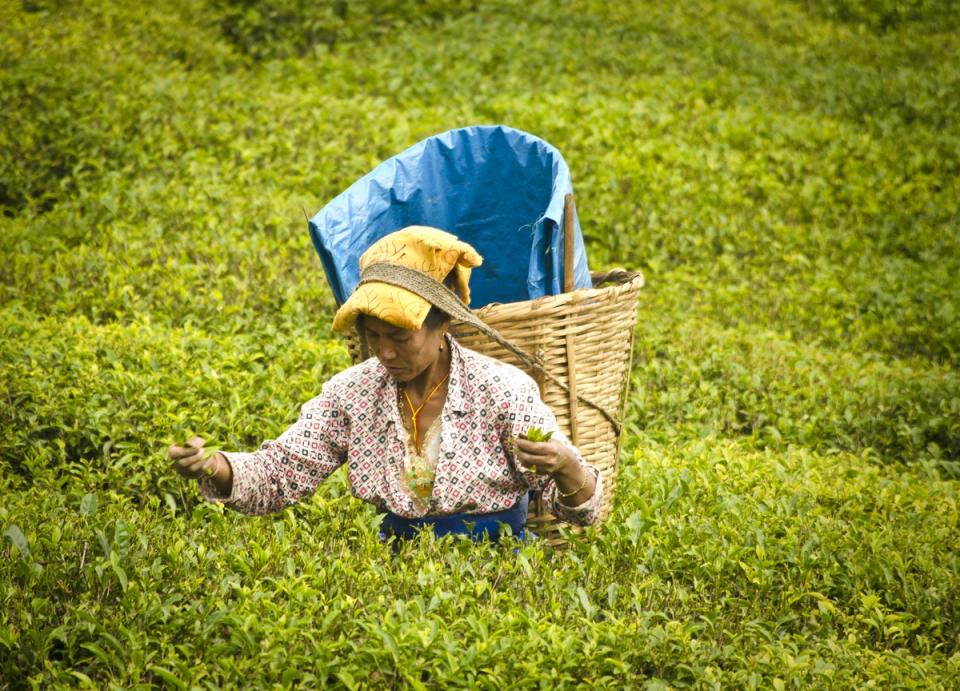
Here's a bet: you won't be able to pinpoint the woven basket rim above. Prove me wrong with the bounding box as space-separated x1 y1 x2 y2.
467 268 644 316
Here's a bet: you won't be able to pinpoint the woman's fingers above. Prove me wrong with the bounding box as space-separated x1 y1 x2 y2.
169 445 209 478
180 456 212 479
514 437 553 455
515 438 579 478
168 437 205 459
168 436 216 479
171 448 202 468
515 438 562 474
168 444 193 461
193 454 218 478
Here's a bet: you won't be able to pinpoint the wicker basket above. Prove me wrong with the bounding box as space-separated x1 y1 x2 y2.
343 268 644 543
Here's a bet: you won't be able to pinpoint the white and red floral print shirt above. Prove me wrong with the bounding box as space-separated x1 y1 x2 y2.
201 337 602 525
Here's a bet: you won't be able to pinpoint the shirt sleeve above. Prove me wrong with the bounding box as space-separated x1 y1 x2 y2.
543 460 603 526
502 372 603 526
198 383 349 515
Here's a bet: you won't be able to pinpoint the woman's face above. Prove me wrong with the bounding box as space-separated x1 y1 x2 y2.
362 315 447 383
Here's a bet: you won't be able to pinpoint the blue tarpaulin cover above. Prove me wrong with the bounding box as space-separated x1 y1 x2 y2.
309 125 591 308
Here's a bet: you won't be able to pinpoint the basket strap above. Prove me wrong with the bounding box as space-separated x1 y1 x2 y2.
359 262 622 435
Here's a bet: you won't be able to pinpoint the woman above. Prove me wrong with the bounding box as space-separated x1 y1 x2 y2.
168 226 601 541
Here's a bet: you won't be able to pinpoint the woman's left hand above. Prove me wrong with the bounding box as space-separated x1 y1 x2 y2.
514 436 577 476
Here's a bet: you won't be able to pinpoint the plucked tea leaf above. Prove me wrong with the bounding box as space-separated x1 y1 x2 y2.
524 427 554 442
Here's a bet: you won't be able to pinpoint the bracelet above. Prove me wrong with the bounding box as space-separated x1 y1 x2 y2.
556 469 588 498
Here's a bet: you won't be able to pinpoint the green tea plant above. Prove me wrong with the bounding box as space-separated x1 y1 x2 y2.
214 0 477 59
1 0 958 687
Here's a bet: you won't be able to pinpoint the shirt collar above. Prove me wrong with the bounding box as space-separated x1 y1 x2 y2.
445 335 471 415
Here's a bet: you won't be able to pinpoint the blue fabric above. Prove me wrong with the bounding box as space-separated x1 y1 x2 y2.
379 493 529 543
309 125 592 308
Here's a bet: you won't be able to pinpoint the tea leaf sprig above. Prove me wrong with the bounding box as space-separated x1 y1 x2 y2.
524 427 554 442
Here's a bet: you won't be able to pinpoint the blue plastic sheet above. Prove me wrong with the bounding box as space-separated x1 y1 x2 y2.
309 125 591 308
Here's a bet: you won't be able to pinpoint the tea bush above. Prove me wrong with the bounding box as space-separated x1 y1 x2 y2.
798 0 960 33
2 0 959 687
214 0 477 60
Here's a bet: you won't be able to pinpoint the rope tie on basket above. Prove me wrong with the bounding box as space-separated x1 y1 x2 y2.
358 262 622 435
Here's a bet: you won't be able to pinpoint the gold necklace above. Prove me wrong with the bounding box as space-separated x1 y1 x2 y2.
401 373 449 455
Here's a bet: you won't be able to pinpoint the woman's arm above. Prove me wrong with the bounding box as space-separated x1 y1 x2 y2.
544 446 598 507
503 374 603 526
195 385 350 515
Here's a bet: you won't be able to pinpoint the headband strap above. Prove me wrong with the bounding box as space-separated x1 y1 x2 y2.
359 262 620 435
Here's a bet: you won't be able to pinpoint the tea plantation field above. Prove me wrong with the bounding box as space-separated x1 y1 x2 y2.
2 0 959 687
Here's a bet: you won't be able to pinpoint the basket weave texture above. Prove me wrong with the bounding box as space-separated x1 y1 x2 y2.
343 269 644 543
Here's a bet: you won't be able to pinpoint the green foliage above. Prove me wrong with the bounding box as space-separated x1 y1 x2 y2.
0 0 235 215
798 0 960 33
2 442 958 687
524 427 553 442
214 0 478 60
629 322 960 468
2 0 959 686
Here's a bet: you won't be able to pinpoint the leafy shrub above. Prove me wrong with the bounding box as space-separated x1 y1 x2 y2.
2 0 959 686
214 0 478 59
799 0 960 33
0 309 347 498
629 321 960 467
0 0 234 216
2 439 958 686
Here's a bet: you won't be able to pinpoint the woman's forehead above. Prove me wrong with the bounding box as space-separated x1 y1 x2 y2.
364 315 416 336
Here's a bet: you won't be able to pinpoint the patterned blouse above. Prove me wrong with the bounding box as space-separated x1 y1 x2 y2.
201 336 602 526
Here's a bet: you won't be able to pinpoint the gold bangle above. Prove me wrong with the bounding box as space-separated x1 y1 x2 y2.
203 454 218 478
556 469 588 498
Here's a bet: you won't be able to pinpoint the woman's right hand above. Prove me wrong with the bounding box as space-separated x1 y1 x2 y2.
168 436 219 480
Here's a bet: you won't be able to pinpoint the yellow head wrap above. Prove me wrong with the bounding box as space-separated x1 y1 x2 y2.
331 226 483 333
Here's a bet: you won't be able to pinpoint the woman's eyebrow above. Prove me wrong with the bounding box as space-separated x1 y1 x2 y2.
369 326 406 337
